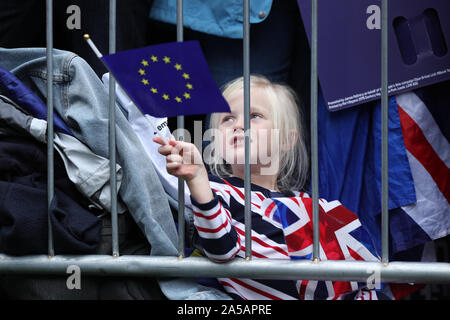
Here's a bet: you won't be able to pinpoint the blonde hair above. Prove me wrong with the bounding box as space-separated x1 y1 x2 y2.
208 75 309 192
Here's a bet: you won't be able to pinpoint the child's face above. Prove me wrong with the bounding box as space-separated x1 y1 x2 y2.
215 86 280 172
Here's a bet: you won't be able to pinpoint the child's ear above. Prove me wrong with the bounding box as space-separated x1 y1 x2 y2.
281 130 300 152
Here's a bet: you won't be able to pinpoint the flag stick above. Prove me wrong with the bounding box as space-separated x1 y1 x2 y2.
84 34 103 58
83 34 169 145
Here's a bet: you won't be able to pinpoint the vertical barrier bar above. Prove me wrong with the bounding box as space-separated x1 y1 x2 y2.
176 0 186 259
243 0 252 260
46 0 55 257
381 0 389 264
109 0 119 257
310 0 320 261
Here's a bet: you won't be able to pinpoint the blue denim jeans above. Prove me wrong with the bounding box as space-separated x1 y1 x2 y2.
0 47 230 300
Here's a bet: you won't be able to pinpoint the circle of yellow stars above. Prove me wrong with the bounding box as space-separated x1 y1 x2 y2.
138 55 193 103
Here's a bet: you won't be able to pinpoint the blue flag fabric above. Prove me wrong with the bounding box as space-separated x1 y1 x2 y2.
101 40 230 118
317 86 418 257
0 65 72 136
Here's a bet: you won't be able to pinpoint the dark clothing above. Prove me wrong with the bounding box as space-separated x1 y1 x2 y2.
0 212 166 300
0 135 102 255
0 135 166 299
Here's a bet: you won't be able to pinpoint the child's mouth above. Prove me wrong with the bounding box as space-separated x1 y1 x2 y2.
232 135 245 147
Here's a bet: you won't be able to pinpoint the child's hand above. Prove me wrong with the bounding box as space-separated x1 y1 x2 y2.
154 136 214 204
153 136 206 183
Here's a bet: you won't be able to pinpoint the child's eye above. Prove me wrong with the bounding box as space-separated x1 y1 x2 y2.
251 113 262 119
222 116 234 123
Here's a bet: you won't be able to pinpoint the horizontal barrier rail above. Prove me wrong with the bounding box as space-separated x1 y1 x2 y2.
0 254 449 284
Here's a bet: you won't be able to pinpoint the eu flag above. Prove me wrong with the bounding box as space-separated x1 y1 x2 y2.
101 40 230 118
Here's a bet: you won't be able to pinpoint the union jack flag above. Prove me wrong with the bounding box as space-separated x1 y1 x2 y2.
263 197 385 300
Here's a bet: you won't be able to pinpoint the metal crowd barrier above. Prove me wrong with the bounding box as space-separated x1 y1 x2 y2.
0 0 449 289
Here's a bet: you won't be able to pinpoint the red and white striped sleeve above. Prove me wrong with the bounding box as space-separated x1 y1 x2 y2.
190 193 241 262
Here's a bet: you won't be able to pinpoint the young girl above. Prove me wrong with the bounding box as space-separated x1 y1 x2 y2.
154 75 385 300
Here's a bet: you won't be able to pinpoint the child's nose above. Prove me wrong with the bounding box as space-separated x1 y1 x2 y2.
233 116 244 132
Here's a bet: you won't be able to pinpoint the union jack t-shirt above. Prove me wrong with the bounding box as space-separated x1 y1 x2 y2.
190 175 392 300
